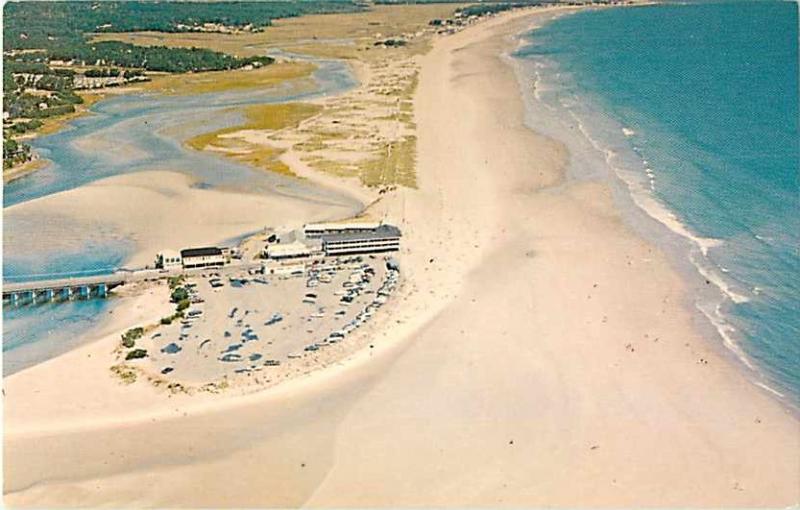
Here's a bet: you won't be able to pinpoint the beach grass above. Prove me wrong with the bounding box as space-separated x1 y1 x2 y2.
360 136 417 188
242 103 323 131
298 135 417 188
119 4 437 188
186 102 322 176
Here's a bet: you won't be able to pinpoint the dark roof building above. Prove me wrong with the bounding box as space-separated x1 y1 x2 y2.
180 247 225 269
181 247 223 258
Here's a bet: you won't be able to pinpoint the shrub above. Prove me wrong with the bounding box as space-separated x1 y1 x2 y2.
121 327 144 348
160 316 173 325
168 276 184 290
170 286 189 303
176 298 190 312
125 348 148 360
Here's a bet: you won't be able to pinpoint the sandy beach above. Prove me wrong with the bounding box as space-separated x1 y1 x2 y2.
4 6 799 507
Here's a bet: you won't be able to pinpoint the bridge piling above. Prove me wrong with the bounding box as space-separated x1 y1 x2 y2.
4 270 134 308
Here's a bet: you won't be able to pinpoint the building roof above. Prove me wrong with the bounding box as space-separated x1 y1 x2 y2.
304 221 382 233
321 224 402 243
266 241 312 258
181 247 223 258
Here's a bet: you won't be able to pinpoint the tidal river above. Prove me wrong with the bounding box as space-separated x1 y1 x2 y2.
2 56 359 375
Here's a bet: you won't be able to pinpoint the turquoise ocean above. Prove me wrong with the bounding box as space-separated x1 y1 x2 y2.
515 1 798 404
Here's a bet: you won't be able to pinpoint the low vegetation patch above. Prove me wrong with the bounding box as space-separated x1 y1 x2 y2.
167 275 185 290
360 136 417 188
170 286 189 303
186 102 322 177
125 348 148 361
161 310 185 325
142 61 316 96
110 364 138 384
121 327 144 349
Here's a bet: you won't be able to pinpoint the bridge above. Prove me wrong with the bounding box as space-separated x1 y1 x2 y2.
3 261 266 307
3 270 156 306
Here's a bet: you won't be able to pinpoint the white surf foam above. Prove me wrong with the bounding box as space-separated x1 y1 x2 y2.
696 302 754 370
565 107 729 260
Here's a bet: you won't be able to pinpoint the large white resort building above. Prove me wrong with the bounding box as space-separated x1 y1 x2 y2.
319 224 402 256
264 221 402 261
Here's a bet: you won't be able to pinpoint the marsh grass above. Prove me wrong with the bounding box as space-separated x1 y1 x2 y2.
93 4 464 59
141 61 316 96
186 103 322 176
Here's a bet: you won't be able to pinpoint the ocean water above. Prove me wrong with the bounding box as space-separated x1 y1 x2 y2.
515 2 799 403
2 56 359 375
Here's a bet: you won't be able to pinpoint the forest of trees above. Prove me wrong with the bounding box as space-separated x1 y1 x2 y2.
4 1 365 73
47 41 275 73
3 1 364 51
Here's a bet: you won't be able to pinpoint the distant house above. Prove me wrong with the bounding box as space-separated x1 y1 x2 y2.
156 250 182 269
180 247 225 269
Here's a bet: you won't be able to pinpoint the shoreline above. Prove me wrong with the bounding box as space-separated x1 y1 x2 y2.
2 158 46 185
4 5 798 507
3 89 122 184
1 60 321 185
505 6 798 410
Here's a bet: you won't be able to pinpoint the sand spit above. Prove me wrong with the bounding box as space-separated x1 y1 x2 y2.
3 6 798 508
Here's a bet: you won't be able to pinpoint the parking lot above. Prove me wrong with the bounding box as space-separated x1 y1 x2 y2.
142 255 399 385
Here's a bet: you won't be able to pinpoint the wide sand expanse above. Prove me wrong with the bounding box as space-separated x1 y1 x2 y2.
4 7 798 507
4 170 360 269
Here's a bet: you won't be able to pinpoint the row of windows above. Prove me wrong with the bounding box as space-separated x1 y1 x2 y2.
323 237 400 247
324 239 400 255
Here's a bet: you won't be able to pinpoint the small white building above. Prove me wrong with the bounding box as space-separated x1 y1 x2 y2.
264 240 313 260
156 250 182 269
263 230 322 261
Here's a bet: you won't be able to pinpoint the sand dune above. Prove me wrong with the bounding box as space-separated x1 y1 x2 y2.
4 6 798 508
